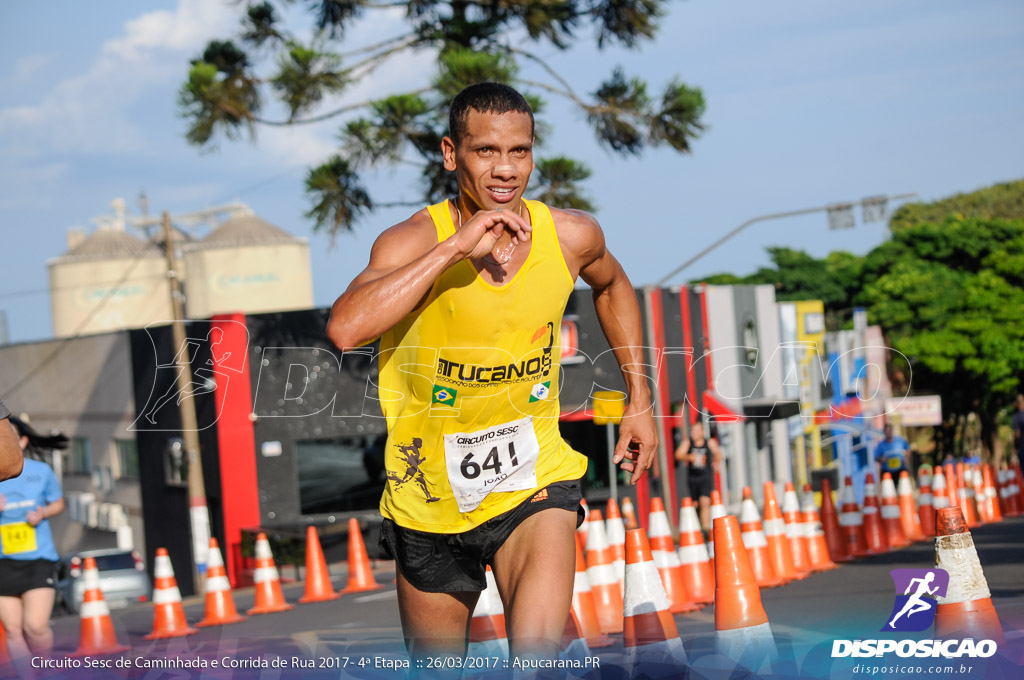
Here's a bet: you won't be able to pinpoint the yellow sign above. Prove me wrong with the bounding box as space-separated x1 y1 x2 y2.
1 522 38 555
592 391 626 425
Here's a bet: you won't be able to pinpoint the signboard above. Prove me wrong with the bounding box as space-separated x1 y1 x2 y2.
884 395 942 426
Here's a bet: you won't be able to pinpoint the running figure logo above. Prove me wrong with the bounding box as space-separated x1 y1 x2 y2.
882 568 949 632
387 438 441 503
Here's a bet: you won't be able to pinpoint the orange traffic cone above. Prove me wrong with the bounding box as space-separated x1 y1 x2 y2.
956 464 981 528
995 467 1011 517
713 514 777 671
839 476 870 557
706 489 727 571
819 478 851 563
621 495 639 530
898 471 926 542
676 497 715 604
970 466 989 523
468 566 509 658
933 507 1004 643
70 557 130 656
571 533 614 648
981 465 1002 523
1001 466 1020 516
196 539 247 627
762 482 801 581
340 518 384 594
944 463 959 510
584 509 623 634
299 526 340 603
577 498 591 548
622 528 688 671
649 497 701 613
781 482 813 577
605 498 627 593
932 468 951 514
879 473 909 548
801 484 838 572
0 624 8 666
248 533 294 615
918 467 936 537
739 487 786 588
1015 462 1024 511
145 548 197 639
861 474 890 553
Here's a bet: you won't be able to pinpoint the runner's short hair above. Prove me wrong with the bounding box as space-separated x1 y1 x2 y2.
449 83 534 146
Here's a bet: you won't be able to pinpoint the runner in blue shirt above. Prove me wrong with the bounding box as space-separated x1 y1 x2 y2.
0 416 66 671
875 424 911 479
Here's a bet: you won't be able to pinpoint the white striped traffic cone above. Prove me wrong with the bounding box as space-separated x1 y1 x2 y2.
70 557 129 656
145 548 196 639
623 528 688 676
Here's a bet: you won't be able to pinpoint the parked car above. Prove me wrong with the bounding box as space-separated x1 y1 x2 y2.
56 549 152 614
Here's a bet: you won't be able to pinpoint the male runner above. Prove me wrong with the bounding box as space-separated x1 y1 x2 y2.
673 421 721 530
327 82 657 662
875 424 911 480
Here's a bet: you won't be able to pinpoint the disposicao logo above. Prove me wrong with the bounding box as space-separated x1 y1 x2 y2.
831 568 997 659
882 568 949 632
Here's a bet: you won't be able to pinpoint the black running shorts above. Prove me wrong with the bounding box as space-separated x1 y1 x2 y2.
379 479 584 593
0 558 57 596
688 475 714 501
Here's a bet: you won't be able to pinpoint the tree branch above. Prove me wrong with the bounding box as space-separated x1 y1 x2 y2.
252 86 433 126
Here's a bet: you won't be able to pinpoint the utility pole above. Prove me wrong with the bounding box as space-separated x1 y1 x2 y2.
161 211 211 594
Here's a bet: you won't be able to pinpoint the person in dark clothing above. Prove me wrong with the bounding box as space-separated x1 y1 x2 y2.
674 421 721 530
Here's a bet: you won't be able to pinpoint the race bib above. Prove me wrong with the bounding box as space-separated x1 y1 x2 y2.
1 522 38 555
887 456 902 470
444 416 540 513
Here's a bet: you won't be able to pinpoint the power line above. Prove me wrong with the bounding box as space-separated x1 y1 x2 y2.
1 254 148 398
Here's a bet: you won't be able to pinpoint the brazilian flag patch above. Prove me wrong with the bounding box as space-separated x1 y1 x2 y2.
529 381 551 403
432 385 457 406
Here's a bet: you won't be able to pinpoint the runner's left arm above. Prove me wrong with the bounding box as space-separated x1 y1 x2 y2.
560 210 658 484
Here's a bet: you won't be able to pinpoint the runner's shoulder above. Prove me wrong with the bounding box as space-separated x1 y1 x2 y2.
369 208 439 267
548 206 605 259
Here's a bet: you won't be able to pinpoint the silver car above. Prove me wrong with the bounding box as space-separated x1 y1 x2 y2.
56 549 152 614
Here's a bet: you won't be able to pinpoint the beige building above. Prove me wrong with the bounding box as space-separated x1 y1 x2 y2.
183 211 313 318
47 200 313 337
49 227 173 339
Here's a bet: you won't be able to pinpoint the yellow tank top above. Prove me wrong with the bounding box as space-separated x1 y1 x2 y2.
378 199 588 532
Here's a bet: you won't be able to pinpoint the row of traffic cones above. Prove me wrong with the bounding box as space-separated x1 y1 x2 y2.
65 518 382 655
562 472 1012 676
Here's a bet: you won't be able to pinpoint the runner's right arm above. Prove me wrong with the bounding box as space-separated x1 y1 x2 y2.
327 209 531 350
674 438 691 463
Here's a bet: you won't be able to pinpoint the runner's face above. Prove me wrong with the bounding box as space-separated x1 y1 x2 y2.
443 110 534 212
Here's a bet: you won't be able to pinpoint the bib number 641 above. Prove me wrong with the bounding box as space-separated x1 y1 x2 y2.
460 443 520 480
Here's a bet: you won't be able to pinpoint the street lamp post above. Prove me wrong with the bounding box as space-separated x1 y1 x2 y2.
654 193 918 286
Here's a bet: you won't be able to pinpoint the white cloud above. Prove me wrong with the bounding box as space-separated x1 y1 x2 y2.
0 0 237 160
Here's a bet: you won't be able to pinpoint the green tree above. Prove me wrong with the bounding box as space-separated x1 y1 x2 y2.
690 180 1024 455
179 0 706 236
889 179 1024 232
861 216 1024 454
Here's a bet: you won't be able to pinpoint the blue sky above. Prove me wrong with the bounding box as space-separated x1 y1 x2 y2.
1 0 1022 344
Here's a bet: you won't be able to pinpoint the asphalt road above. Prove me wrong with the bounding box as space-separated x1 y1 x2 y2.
28 515 1024 679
